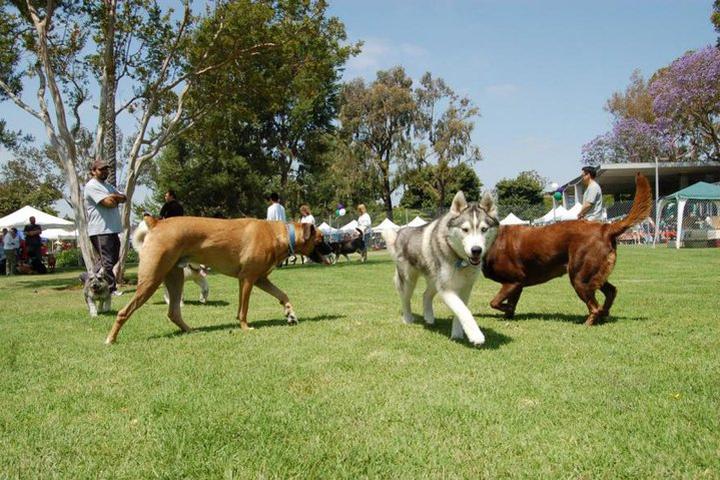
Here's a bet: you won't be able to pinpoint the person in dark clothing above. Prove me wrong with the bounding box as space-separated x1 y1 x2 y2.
159 190 184 219
24 216 46 273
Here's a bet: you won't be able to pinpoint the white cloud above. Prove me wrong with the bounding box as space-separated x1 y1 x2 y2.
344 38 427 80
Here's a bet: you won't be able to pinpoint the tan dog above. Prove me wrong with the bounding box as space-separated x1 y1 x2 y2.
104 215 332 344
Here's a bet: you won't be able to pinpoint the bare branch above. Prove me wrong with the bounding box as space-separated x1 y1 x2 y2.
0 79 45 123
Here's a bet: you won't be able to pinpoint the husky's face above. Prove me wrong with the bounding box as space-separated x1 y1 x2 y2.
447 191 498 266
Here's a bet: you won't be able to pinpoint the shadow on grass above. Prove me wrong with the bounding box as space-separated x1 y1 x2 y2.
146 313 346 340
150 299 230 307
485 311 650 324
412 315 512 350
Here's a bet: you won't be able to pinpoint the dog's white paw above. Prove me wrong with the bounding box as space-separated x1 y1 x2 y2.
402 313 414 324
199 297 207 304
287 313 298 325
467 332 486 347
423 314 435 325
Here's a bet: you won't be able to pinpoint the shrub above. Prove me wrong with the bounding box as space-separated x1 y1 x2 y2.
55 249 81 268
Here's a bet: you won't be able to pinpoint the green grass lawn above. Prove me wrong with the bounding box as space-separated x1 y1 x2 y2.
1 247 719 478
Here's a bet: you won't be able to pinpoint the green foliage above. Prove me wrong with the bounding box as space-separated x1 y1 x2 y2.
495 170 546 205
54 249 81 268
0 248 719 477
0 153 63 215
713 0 720 47
401 163 482 210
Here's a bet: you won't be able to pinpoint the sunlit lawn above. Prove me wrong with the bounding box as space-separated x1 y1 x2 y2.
0 247 718 478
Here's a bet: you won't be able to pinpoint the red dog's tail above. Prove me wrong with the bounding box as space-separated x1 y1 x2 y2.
605 173 653 239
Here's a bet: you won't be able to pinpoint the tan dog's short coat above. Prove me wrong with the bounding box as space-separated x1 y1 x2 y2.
105 215 330 344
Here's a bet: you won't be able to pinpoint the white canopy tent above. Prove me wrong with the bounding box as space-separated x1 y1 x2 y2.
41 228 79 241
317 222 335 233
534 205 569 224
405 216 428 227
339 219 359 231
499 213 529 225
0 205 74 229
559 203 582 221
373 217 400 232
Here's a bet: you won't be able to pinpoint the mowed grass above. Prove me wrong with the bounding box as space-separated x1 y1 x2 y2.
0 247 718 478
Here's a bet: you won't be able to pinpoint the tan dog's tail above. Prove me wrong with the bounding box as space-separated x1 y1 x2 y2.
605 173 653 239
382 228 399 258
131 214 159 254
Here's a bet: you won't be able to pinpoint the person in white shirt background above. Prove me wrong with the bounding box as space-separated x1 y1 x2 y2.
357 203 372 262
266 192 286 222
299 204 315 226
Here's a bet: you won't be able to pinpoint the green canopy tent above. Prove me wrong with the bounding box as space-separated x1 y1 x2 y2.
655 181 720 248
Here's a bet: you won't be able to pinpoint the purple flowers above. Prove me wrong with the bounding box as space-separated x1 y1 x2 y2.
583 45 720 164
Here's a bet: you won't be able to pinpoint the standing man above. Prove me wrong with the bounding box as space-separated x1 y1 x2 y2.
84 160 127 295
24 216 46 273
159 189 184 219
357 203 372 262
266 192 286 222
3 227 20 275
577 166 604 221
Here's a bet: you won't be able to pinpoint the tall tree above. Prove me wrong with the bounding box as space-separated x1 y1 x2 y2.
712 0 720 47
0 1 277 273
412 72 482 210
494 170 546 221
339 67 416 220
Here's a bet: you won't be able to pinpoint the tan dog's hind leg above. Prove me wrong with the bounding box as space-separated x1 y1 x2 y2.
238 277 255 331
164 267 193 333
255 277 297 325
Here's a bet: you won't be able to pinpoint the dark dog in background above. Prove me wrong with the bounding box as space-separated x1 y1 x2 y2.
329 228 367 263
482 174 652 325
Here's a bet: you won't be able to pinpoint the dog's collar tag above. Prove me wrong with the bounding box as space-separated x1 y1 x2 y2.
286 223 296 256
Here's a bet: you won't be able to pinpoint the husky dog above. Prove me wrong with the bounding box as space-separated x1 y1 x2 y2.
83 271 112 317
163 263 210 306
383 191 498 346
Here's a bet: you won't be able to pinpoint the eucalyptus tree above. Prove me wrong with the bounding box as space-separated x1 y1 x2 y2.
412 72 482 211
0 0 276 272
339 66 416 220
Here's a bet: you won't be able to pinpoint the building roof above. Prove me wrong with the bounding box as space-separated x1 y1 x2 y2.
562 162 720 197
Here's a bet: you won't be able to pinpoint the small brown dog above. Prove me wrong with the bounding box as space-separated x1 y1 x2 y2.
482 174 652 325
104 215 332 344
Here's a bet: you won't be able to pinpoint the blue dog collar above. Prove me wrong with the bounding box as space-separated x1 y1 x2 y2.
286 223 296 256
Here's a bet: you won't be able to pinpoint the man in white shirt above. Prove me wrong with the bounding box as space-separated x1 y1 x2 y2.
266 192 286 222
84 159 127 294
577 166 604 221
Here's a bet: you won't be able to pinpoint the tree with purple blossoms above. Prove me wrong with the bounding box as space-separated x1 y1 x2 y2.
649 46 720 162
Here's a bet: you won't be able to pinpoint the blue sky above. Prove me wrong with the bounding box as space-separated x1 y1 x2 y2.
328 0 717 187
1 0 716 199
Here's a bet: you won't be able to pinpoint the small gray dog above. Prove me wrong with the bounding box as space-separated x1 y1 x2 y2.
83 271 112 317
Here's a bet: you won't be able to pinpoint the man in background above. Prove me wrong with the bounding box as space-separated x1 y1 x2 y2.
266 192 286 222
24 216 46 273
159 189 184 219
577 166 604 221
84 159 127 295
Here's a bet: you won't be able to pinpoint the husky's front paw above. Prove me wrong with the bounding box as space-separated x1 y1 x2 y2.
467 332 486 347
402 313 414 324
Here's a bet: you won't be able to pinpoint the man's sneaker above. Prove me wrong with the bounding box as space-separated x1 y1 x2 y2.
112 290 124 297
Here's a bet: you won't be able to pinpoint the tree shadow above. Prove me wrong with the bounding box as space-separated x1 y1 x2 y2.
147 313 346 340
412 315 512 350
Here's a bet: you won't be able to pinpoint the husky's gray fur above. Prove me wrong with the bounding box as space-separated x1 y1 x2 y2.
383 191 498 346
83 271 111 317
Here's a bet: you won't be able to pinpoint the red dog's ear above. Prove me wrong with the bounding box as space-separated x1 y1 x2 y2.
302 223 316 242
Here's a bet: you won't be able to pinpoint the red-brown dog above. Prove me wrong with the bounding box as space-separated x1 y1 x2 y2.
482 174 652 325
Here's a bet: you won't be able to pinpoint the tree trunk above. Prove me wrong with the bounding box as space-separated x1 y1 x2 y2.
103 1 118 186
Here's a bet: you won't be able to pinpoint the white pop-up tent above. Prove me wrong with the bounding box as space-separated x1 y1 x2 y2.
499 213 529 225
405 216 428 227
339 219 359 231
0 205 74 229
559 203 582 221
534 205 568 224
41 228 79 240
373 217 400 232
